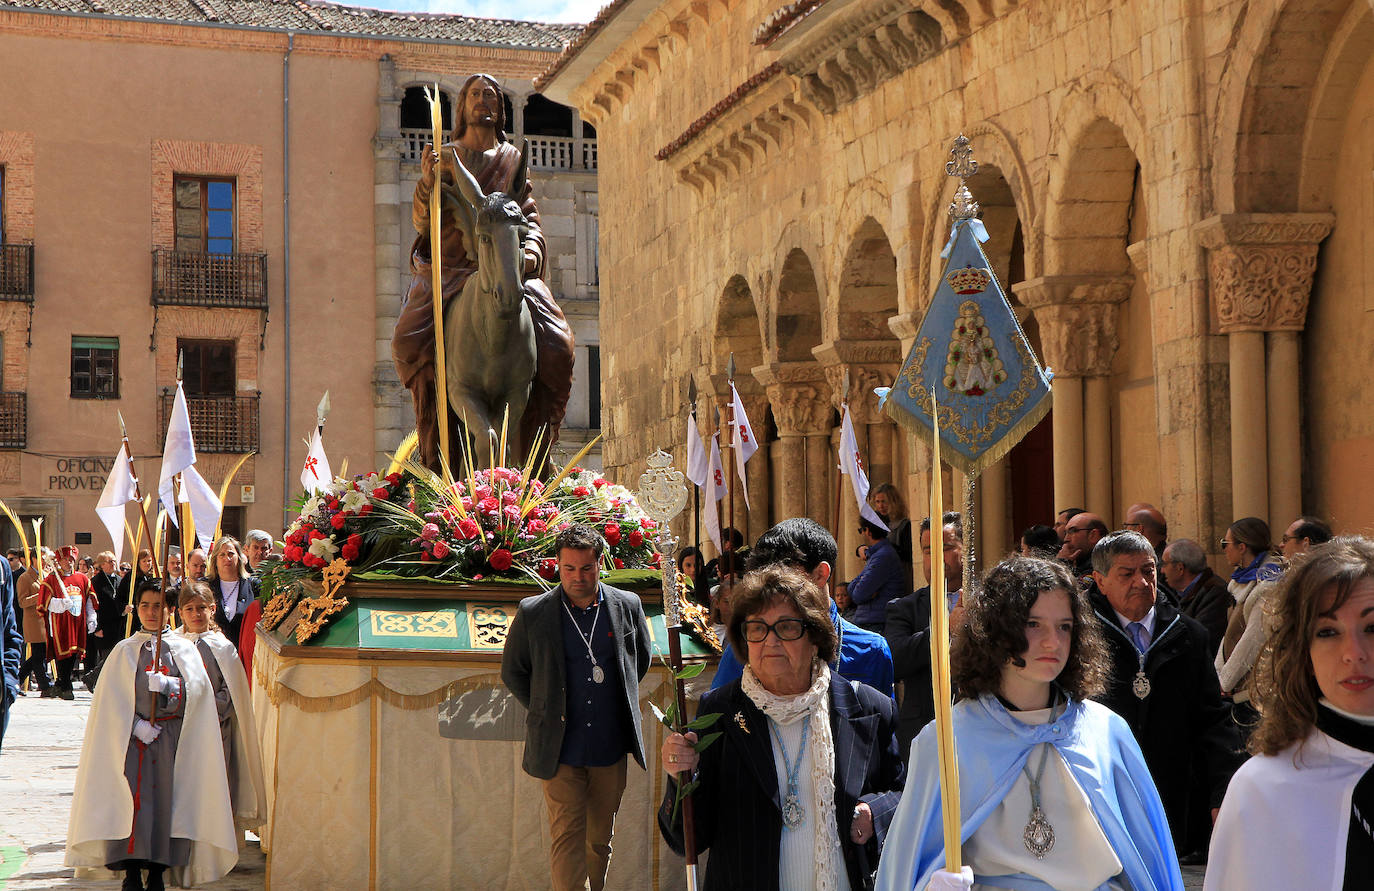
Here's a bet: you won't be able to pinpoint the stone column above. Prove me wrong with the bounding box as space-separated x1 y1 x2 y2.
757 364 831 524
1015 276 1132 517
981 456 1010 559
804 430 833 526
889 313 931 539
571 107 585 170
867 422 893 490
1195 213 1334 527
372 55 411 470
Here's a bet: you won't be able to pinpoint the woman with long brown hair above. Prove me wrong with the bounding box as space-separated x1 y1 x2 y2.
1205 536 1374 889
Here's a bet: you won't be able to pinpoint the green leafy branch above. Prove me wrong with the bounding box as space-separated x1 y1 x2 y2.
650 660 723 823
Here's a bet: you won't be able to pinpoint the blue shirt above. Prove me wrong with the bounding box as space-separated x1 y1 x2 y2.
847 537 907 626
710 600 894 698
558 589 630 767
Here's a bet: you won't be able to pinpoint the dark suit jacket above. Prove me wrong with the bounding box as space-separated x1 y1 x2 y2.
1176 567 1231 657
1088 587 1244 849
883 586 934 758
500 583 652 780
211 577 259 648
91 571 124 641
658 678 904 890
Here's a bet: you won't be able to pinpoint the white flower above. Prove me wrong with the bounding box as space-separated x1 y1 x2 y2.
308 536 340 561
326 477 350 497
361 472 381 491
302 496 324 519
341 489 369 513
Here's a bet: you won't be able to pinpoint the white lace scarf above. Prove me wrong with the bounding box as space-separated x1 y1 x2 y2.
742 659 841 891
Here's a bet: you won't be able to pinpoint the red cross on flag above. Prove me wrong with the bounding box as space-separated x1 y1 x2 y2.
300 428 332 495
703 432 727 551
729 383 758 508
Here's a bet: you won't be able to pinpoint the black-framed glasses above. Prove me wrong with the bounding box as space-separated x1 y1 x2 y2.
1280 534 1298 544
742 617 809 643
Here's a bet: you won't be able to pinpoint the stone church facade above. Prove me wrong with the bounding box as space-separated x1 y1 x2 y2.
541 0 1374 576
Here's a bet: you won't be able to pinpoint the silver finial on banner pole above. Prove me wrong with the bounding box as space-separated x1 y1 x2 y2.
946 133 980 222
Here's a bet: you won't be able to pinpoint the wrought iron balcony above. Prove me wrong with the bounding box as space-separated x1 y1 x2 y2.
0 392 27 449
0 244 34 302
152 249 268 309
159 391 260 453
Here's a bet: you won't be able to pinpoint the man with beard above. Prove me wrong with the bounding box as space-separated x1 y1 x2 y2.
393 73 574 472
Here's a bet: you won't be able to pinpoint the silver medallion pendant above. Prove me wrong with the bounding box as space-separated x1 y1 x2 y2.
1132 670 1151 699
1023 805 1055 859
591 664 605 684
781 790 806 829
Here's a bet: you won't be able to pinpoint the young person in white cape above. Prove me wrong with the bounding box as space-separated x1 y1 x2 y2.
875 556 1183 891
1205 536 1374 889
168 581 267 837
65 579 238 890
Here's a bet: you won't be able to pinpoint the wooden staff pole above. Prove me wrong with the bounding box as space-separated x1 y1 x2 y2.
723 355 737 579
426 85 451 471
118 412 162 637
926 391 961 872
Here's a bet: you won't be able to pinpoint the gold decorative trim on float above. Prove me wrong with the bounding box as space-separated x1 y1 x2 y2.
368 610 459 638
467 604 514 649
260 587 300 632
294 558 351 644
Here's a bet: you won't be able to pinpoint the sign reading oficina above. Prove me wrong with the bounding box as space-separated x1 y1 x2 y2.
47 456 115 492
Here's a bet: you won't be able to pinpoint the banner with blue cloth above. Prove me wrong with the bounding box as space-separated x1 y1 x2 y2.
880 217 1052 476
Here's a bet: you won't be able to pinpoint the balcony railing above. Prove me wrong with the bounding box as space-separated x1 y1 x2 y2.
159 392 260 453
0 244 34 302
0 392 26 449
152 249 268 309
397 129 598 171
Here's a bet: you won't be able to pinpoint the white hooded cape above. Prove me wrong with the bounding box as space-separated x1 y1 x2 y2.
65 630 239 887
1205 727 1374 891
169 628 268 830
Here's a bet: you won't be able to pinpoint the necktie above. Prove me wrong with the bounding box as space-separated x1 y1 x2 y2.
1127 621 1151 654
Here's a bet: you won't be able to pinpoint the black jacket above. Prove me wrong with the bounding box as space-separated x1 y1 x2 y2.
211 577 260 646
1088 587 1244 848
1176 567 1232 657
658 678 905 890
91 571 125 640
883 586 934 758
500 583 652 780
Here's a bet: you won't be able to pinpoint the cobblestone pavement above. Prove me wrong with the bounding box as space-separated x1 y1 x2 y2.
1 683 1205 890
0 687 263 891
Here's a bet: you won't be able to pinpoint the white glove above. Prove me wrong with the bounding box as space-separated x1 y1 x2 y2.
133 719 161 745
47 596 69 615
927 867 974 891
146 671 181 698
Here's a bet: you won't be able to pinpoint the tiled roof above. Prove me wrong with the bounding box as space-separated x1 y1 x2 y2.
532 0 625 90
0 0 584 48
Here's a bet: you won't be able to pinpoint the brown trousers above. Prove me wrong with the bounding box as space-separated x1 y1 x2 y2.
541 757 629 891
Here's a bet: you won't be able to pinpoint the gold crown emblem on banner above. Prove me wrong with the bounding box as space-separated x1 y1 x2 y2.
946 265 991 294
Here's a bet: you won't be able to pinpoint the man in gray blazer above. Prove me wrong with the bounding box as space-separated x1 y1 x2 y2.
501 523 652 891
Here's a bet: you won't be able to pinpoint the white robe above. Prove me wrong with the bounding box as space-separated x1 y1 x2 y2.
1205 727 1374 891
66 630 239 887
169 628 268 830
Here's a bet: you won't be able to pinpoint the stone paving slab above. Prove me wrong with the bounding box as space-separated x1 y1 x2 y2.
0 683 1205 889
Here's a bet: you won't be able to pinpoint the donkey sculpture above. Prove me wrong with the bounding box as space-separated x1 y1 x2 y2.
439 143 539 467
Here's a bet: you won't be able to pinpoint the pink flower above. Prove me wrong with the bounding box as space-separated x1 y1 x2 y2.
479 496 499 514
593 478 607 489
420 522 441 541
501 490 518 506
474 486 493 501
432 540 451 559
503 505 522 522
527 519 547 534
457 518 480 540
572 486 590 497
489 549 513 571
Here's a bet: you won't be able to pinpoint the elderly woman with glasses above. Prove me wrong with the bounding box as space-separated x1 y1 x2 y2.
659 566 905 890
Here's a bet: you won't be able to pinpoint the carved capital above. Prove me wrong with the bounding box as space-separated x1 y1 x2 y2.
818 362 896 423
765 383 831 435
1194 213 1334 332
1014 275 1133 378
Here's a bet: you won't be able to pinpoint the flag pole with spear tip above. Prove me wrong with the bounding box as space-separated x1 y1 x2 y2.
425 84 451 475
833 367 850 547
723 353 737 580
687 377 701 567
118 410 164 638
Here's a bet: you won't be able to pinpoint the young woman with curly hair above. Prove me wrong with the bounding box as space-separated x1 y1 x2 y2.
1205 536 1374 890
877 556 1183 891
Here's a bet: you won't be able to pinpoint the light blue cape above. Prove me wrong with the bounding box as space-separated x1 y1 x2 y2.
874 695 1183 891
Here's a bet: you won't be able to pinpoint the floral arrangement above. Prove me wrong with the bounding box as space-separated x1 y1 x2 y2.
279 471 410 570
548 469 659 577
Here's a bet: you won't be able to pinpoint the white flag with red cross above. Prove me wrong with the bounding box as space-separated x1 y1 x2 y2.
729 383 758 508
839 408 889 531
300 428 332 495
703 432 727 551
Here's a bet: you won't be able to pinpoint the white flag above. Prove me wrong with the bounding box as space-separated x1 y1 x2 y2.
703 433 727 552
158 382 197 519
840 408 889 531
685 413 708 488
300 428 333 495
181 465 223 550
95 444 139 565
729 384 758 508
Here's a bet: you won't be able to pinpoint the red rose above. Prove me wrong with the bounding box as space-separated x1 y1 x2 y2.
284 545 304 563
538 558 557 580
593 478 607 489
432 540 451 559
572 486 590 497
489 548 514 571
628 530 643 548
341 541 360 562
330 513 346 530
527 519 547 534
349 533 362 548
603 524 622 545
327 498 339 510
457 518 480 540
308 529 324 541
479 496 499 514
385 472 402 485
613 557 624 569
373 487 389 499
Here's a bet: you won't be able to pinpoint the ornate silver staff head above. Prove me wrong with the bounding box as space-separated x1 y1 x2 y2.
637 449 689 625
946 133 980 222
